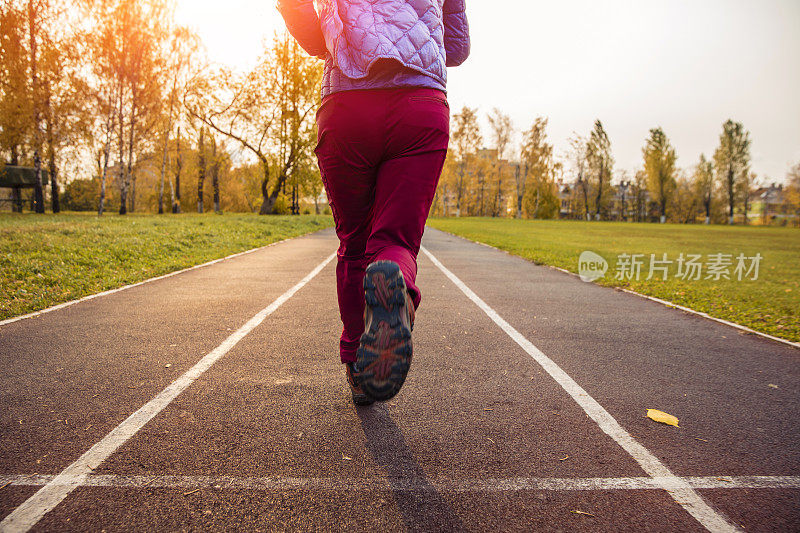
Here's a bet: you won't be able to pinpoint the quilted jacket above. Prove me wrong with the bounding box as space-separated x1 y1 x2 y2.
277 0 470 96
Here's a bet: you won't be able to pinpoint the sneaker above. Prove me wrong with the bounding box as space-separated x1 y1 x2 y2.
345 362 374 406
356 260 415 402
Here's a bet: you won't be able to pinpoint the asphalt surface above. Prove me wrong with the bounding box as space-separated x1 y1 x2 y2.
0 227 798 532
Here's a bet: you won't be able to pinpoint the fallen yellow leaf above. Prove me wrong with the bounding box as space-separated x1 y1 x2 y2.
647 409 679 427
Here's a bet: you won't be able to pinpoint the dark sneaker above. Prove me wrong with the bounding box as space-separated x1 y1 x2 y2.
346 362 374 406
356 260 415 402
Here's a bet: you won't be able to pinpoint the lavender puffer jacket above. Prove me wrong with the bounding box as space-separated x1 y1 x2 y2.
277 0 470 96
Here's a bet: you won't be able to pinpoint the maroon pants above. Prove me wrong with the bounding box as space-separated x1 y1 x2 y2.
314 88 450 363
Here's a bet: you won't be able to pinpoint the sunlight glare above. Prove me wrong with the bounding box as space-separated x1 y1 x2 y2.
175 0 285 72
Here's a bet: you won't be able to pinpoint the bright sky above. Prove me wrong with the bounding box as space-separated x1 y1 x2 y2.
176 0 800 183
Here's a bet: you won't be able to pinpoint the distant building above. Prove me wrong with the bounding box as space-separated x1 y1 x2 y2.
748 183 794 223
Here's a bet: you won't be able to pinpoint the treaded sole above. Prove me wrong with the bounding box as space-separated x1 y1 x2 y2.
357 261 413 402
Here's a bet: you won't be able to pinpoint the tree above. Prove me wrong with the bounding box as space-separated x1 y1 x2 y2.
739 170 757 224
693 154 714 224
210 134 221 213
487 108 513 217
449 106 482 216
172 126 183 212
630 169 648 222
155 26 198 214
642 127 677 223
672 171 699 224
567 134 590 220
196 126 205 212
83 0 169 215
0 3 33 195
186 33 321 215
586 120 613 220
520 117 558 219
784 162 800 224
713 119 751 224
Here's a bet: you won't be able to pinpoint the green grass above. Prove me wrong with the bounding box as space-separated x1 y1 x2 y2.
428 217 800 343
0 212 333 321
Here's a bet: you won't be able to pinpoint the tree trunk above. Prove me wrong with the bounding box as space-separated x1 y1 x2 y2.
594 160 604 221
12 146 22 212
33 151 45 213
159 74 178 215
258 159 287 215
29 1 45 214
48 147 59 213
127 122 136 213
99 144 109 216
117 84 127 215
580 178 590 221
727 167 735 224
212 136 220 213
197 127 205 213
158 126 168 214
173 128 182 213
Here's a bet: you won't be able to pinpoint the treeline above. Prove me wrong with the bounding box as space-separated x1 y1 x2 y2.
0 0 324 215
434 107 800 225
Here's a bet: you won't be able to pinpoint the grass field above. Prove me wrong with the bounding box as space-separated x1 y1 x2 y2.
428 217 800 343
0 212 333 321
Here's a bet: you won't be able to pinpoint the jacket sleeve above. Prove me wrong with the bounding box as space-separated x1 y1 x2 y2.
442 0 470 67
276 0 328 58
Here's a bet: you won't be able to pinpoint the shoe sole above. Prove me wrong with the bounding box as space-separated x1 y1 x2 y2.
351 392 375 406
356 261 413 402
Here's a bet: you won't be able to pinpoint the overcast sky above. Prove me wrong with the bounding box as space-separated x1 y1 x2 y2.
176 0 800 183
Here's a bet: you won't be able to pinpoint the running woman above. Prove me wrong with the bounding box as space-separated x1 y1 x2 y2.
278 0 470 405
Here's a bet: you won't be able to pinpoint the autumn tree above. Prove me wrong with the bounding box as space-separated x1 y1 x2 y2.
642 127 677 223
157 26 199 214
693 154 714 224
586 120 613 220
84 0 168 215
567 134 591 220
0 5 31 166
784 162 800 223
520 117 558 219
196 126 205 212
487 108 513 217
449 106 482 216
713 119 751 224
186 33 321 215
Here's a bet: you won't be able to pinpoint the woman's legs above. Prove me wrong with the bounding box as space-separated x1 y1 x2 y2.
315 88 449 364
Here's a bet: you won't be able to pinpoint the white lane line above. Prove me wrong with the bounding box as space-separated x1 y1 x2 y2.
1 474 798 492
421 246 740 533
430 227 799 350
0 235 301 328
0 252 336 533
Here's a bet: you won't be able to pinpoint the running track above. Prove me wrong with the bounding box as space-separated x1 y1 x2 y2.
0 227 797 532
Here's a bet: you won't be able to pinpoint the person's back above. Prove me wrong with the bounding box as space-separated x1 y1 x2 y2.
278 0 470 405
